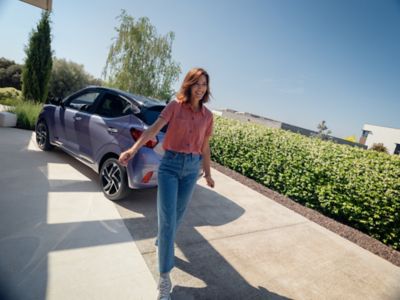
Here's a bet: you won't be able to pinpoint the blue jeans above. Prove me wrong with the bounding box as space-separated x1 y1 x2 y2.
157 150 202 273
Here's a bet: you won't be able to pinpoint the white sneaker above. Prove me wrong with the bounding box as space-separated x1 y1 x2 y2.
157 272 171 300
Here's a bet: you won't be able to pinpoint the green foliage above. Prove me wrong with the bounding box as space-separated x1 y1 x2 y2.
0 98 21 107
314 120 332 140
103 10 181 100
7 100 43 130
0 87 22 106
211 116 400 250
370 143 389 154
49 57 103 100
22 11 52 103
0 57 22 90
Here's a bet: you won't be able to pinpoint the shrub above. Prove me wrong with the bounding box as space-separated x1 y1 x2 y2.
0 87 22 101
370 143 389 154
0 87 22 106
7 101 42 130
0 58 22 90
0 98 22 107
210 116 400 250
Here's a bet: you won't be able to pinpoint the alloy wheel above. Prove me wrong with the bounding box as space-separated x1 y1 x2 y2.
36 122 48 148
101 161 122 196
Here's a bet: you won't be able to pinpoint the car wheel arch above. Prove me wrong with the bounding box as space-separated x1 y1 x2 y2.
98 153 120 173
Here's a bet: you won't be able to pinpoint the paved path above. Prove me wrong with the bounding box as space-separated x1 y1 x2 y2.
0 128 157 300
116 156 400 299
1 127 399 299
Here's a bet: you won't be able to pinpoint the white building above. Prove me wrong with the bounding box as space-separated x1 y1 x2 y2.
359 124 400 155
211 110 223 116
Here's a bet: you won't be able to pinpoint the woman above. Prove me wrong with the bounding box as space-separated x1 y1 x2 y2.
119 67 215 300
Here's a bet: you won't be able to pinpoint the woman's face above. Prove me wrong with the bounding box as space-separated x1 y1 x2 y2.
190 75 208 102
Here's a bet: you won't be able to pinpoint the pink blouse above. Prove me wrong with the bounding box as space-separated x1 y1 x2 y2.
159 99 213 154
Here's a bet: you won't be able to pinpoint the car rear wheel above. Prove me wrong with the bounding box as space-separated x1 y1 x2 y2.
100 158 130 201
36 120 53 151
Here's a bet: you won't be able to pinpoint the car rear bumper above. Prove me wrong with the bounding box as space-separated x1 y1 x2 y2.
126 148 161 189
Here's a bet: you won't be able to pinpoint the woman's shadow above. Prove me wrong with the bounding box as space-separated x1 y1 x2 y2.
117 183 293 300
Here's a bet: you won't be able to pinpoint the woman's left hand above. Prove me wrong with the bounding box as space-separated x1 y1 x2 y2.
204 175 215 188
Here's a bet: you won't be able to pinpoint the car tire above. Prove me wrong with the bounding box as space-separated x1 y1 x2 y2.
36 120 53 151
100 157 130 201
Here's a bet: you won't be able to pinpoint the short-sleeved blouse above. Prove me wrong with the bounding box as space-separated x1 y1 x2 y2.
159 99 213 154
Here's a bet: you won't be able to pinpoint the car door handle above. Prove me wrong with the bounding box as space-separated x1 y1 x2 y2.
107 127 118 133
73 116 82 121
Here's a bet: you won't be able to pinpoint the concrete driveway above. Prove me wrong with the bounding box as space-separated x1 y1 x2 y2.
1 127 399 300
0 128 157 300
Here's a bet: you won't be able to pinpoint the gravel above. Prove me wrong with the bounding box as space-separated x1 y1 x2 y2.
211 161 400 268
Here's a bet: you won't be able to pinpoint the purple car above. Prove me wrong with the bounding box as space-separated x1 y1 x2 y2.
35 86 168 200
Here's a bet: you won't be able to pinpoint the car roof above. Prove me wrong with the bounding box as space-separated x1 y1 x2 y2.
85 86 166 107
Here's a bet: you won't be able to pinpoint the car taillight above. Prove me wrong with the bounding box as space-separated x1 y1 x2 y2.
130 128 158 148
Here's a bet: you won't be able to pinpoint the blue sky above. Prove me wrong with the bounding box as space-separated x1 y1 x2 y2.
1 0 399 139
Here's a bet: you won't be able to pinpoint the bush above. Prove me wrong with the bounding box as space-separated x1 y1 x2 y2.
211 116 400 250
0 98 21 107
370 143 389 154
7 100 42 130
0 58 22 90
0 87 22 106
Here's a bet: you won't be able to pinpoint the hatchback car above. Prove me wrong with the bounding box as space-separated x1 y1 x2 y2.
35 86 167 200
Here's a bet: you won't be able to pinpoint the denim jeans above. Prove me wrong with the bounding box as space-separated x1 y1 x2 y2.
157 150 202 273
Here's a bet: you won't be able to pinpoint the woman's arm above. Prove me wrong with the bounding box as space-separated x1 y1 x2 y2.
201 135 215 188
119 117 167 166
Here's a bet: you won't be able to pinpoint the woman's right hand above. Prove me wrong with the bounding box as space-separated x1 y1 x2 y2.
118 118 166 167
118 149 135 166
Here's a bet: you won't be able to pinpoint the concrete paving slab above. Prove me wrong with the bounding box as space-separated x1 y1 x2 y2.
0 128 157 300
1 126 400 300
116 164 400 300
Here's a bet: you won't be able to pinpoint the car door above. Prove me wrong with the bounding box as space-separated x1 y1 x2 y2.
83 92 133 163
60 90 101 158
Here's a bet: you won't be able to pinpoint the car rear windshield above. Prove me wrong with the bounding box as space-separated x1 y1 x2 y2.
136 105 168 133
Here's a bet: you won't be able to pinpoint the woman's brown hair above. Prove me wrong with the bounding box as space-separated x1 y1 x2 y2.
176 68 211 105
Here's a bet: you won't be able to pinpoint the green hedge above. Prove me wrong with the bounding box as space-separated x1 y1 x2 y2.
210 116 400 250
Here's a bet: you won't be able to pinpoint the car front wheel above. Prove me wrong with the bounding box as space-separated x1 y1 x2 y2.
36 120 53 151
100 157 130 201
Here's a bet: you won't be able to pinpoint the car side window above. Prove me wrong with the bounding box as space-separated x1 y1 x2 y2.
67 92 100 112
95 93 132 118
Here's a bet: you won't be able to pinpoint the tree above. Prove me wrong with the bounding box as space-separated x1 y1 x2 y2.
22 11 52 102
103 10 181 100
316 120 332 139
48 57 102 100
0 57 22 90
